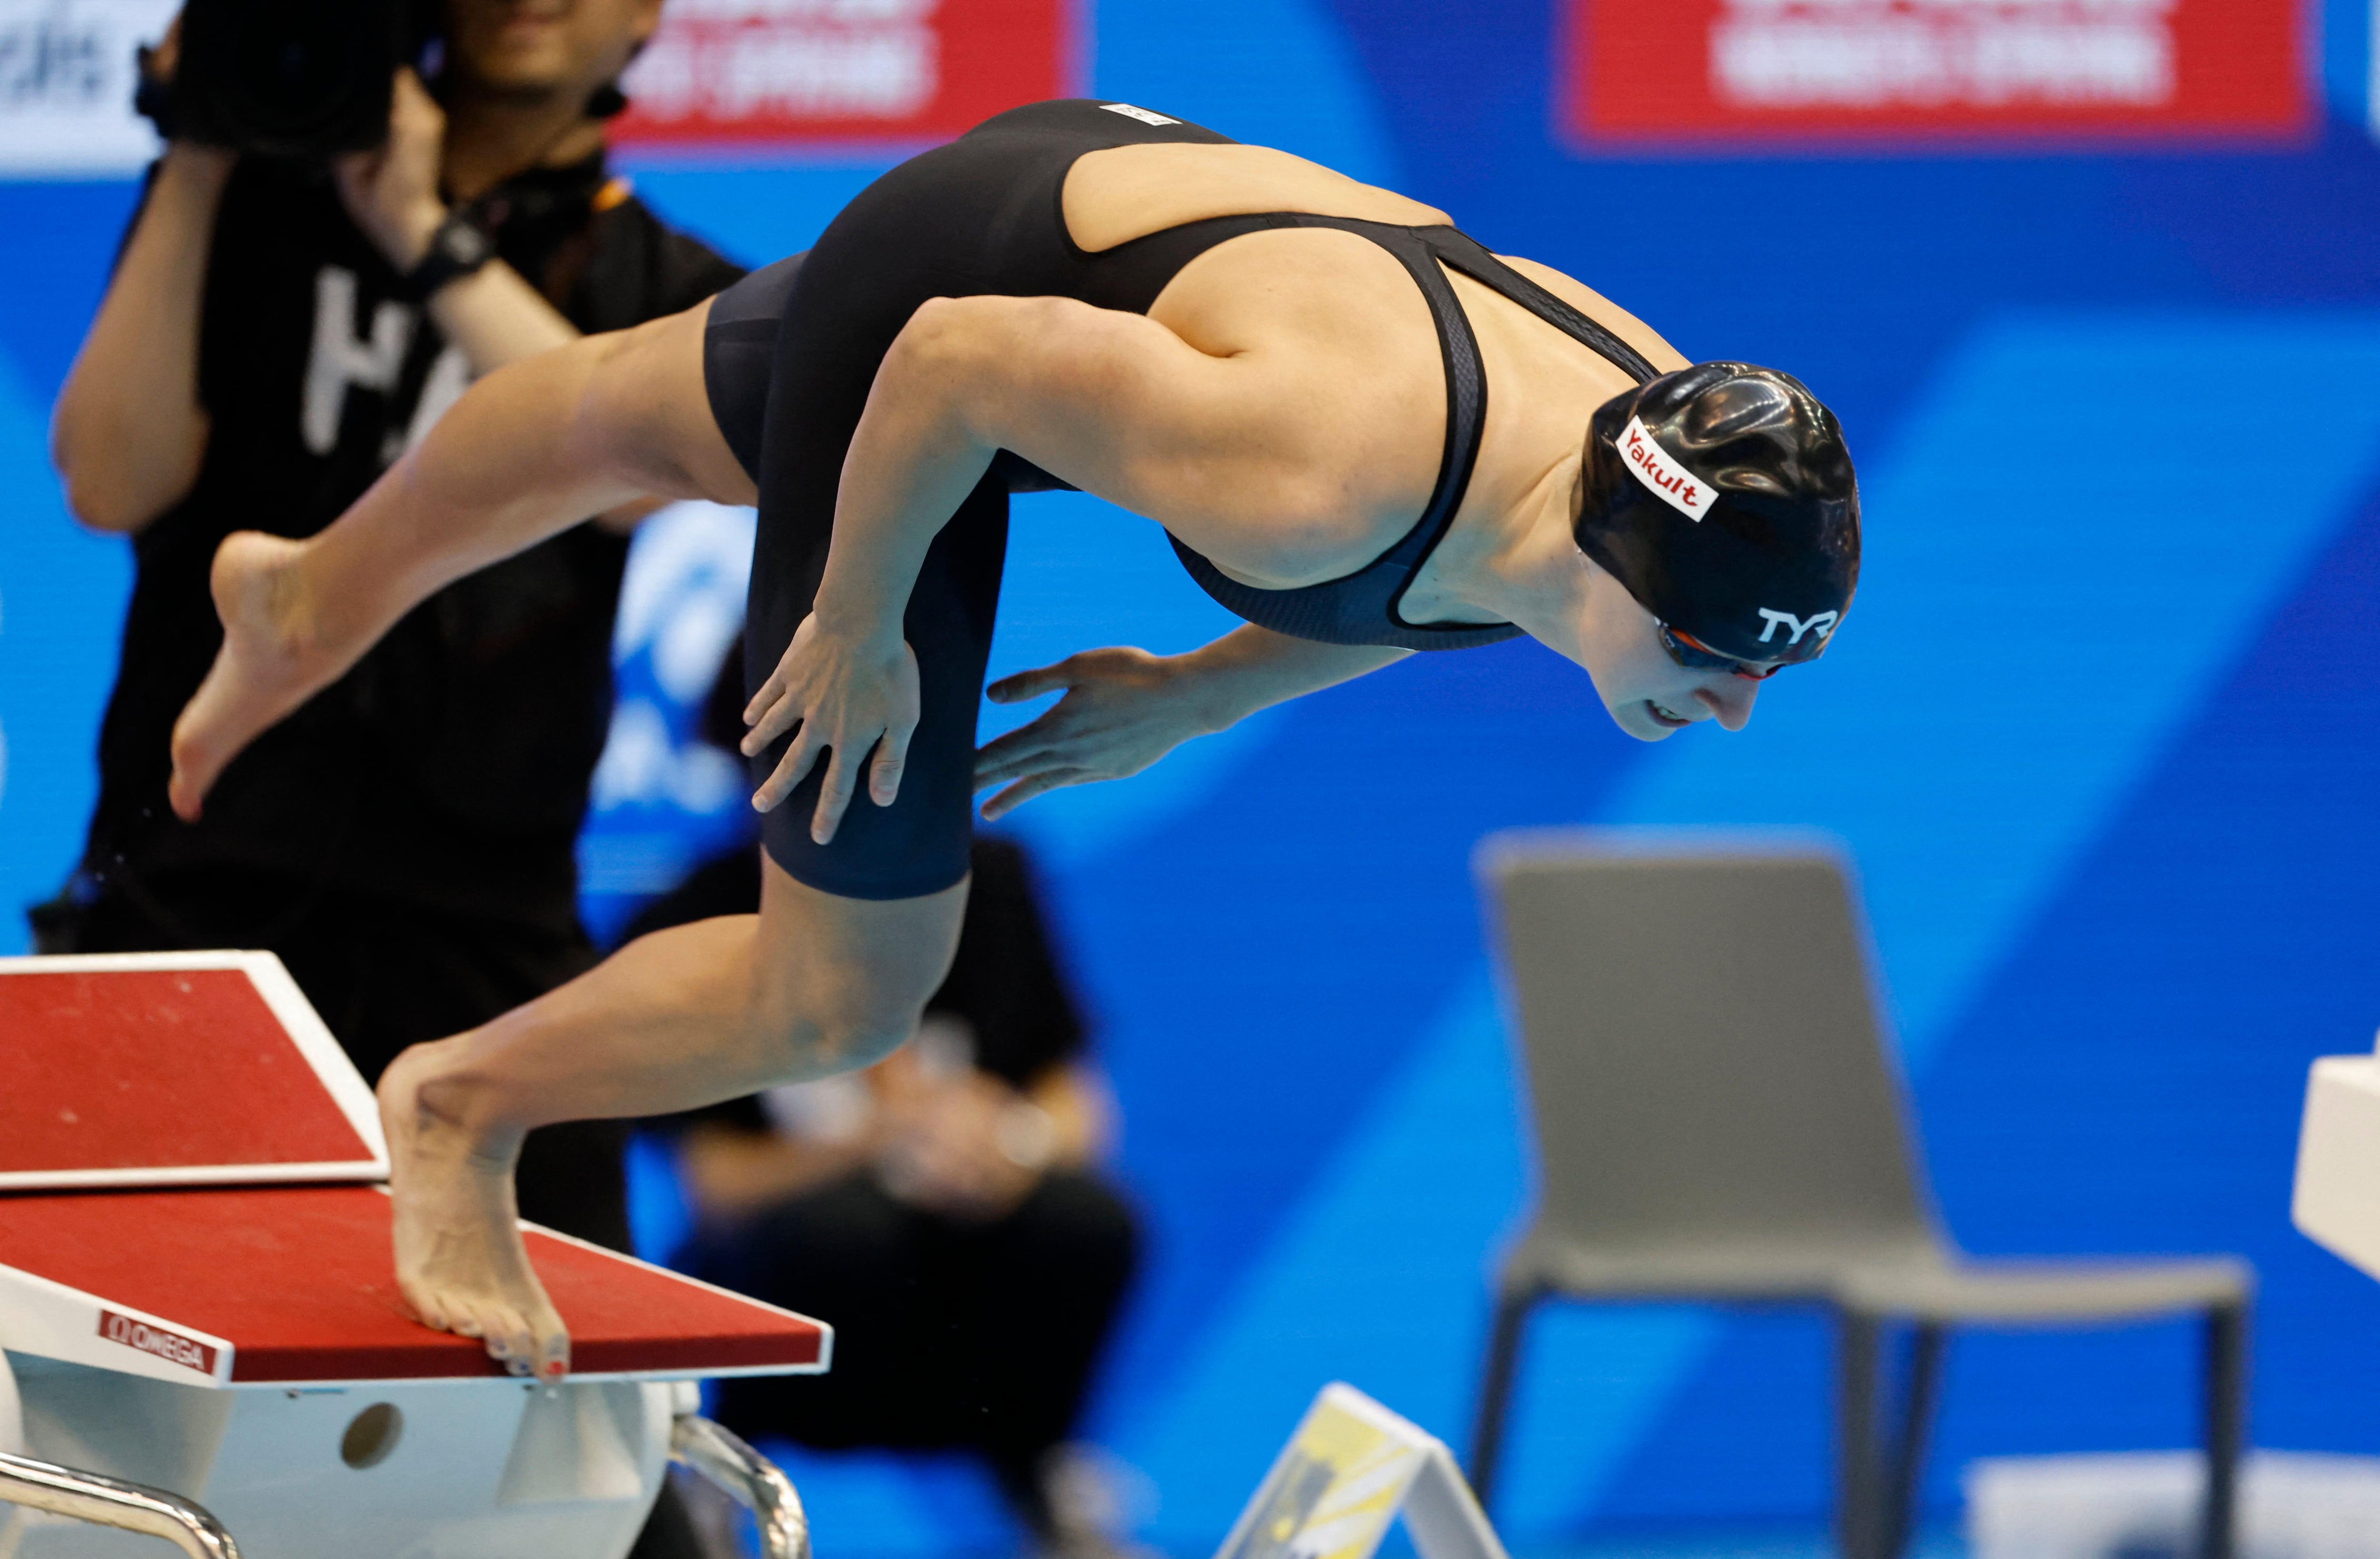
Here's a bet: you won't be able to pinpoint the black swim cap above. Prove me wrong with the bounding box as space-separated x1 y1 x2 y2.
1574 362 1859 665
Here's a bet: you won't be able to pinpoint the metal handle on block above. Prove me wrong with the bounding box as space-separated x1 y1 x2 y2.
0 1448 240 1559
670 1413 809 1559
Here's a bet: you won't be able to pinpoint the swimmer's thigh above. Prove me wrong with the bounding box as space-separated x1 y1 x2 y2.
747 478 1008 902
579 301 758 505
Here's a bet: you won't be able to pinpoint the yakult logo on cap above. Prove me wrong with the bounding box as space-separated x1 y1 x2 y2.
1619 416 1716 521
98 1310 218 1376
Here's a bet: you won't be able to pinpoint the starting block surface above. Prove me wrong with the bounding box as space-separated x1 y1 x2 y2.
0 953 384 1190
0 1185 826 1385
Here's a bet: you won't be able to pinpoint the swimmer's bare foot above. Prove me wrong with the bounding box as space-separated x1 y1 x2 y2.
169 531 340 820
377 1043 571 1379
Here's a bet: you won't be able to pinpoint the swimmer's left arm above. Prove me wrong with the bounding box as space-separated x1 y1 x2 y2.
973 626 1406 818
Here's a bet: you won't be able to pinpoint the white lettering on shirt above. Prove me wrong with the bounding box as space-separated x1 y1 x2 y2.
303 266 416 457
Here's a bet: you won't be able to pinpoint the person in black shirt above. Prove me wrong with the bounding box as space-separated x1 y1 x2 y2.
45 7 740 1552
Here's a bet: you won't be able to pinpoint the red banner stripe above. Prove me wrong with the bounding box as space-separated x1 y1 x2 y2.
613 0 1069 149
1563 0 2308 148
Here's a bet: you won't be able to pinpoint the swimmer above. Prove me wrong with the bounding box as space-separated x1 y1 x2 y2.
166 100 1860 1378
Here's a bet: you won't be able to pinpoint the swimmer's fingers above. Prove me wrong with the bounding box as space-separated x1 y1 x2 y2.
974 711 1074 788
741 665 803 755
753 724 826 814
866 640 923 809
740 619 809 755
980 768 1084 821
868 726 911 809
740 691 798 757
972 725 1043 789
985 660 1075 705
810 738 868 844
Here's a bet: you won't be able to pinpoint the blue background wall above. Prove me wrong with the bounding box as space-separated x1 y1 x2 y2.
6 0 2380 1548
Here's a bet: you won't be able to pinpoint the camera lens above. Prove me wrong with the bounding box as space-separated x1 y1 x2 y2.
178 0 402 158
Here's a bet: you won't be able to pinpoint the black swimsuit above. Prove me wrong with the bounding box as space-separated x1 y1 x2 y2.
704 99 1657 900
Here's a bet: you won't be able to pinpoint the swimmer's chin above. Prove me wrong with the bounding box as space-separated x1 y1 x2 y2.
1609 697 1694 742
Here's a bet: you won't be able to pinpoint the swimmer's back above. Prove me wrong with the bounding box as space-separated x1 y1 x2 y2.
772 100 1441 403
1058 139 1448 252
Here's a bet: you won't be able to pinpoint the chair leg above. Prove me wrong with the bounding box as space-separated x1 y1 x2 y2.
1880 1324 1946 1559
1836 1309 1885 1559
1467 1287 1537 1512
2199 1300 2249 1559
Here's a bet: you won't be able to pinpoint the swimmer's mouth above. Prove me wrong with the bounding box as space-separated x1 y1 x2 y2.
1646 700 1694 729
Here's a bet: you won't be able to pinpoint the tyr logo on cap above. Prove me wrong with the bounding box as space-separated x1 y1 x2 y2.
1756 607 1837 646
1619 417 1716 522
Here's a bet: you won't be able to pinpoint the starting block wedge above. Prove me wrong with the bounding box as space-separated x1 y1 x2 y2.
1217 1384 1508 1559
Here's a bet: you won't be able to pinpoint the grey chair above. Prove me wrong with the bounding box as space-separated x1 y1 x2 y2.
1466 833 2251 1559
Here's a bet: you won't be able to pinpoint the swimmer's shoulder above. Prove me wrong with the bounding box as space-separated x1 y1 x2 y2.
1067 143 1449 250
1486 254 1692 376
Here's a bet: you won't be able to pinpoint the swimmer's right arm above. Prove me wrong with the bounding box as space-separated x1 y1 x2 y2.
745 291 1419 840
973 626 1406 818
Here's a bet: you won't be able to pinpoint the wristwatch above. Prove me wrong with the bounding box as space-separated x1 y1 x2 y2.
404 209 497 300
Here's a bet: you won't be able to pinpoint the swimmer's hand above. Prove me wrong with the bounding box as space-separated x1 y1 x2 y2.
974 647 1217 820
742 613 922 843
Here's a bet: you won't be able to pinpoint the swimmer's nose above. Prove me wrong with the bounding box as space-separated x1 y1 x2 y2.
1698 677 1759 732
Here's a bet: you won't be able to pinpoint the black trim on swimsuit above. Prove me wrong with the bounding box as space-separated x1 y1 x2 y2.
1126 218 1658 651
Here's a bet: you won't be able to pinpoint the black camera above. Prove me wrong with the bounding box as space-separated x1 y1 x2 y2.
154 0 436 158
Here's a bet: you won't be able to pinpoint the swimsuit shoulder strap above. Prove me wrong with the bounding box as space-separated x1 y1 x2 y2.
1099 210 1491 584
1418 228 1662 386
1274 216 1489 580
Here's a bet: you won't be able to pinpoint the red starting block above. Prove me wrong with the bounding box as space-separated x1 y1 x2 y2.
0 953 828 1559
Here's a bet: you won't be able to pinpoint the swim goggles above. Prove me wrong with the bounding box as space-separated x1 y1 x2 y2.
1657 622 1798 681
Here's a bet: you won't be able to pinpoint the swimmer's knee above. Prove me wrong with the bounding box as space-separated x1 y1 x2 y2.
746 995 923 1083
823 1017 914 1074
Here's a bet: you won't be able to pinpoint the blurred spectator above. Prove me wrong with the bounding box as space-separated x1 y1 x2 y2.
626 676 1141 1554
40 10 740 1553
41 1 739 1218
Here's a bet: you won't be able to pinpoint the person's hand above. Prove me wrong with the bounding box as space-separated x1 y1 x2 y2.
140 16 236 180
333 69 448 273
140 12 183 82
875 1070 1044 1218
742 612 922 843
973 646 1216 820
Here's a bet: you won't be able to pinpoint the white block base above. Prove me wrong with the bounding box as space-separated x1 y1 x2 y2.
0 1351 673 1559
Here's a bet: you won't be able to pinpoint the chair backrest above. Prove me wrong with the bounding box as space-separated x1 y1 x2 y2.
1479 832 1940 1262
